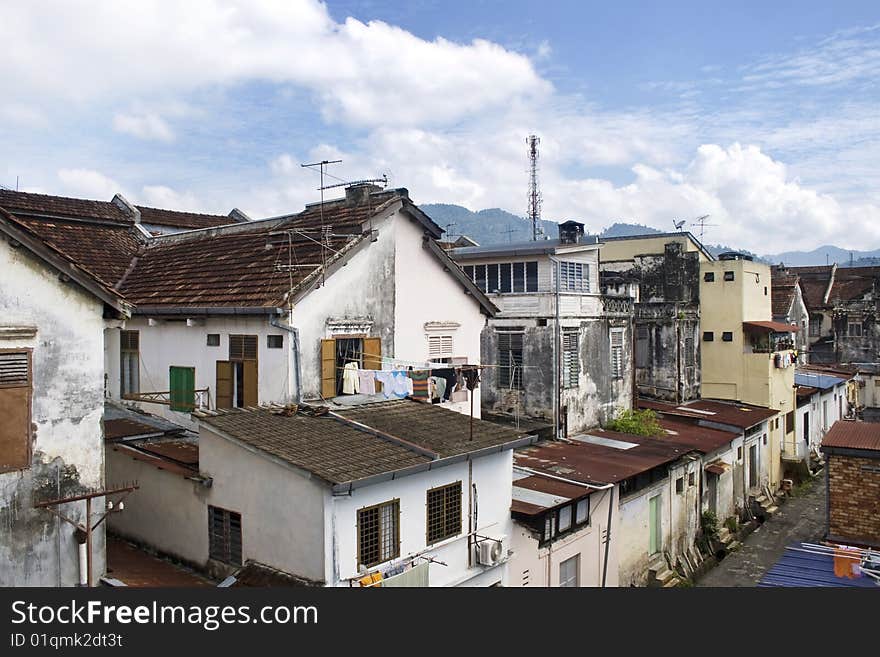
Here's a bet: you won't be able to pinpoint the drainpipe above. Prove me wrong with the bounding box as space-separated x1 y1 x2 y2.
270 315 302 403
75 529 87 587
549 256 561 440
601 485 615 588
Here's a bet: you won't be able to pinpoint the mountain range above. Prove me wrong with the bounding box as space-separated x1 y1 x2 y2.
422 203 875 266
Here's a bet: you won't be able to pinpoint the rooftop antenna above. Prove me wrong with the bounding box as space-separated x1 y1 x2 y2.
527 135 542 241
673 219 687 231
693 214 715 242
444 222 457 241
301 159 342 286
503 222 517 243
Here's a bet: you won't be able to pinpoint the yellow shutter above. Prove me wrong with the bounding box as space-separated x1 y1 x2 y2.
321 339 336 398
363 337 382 369
243 360 258 406
216 361 233 409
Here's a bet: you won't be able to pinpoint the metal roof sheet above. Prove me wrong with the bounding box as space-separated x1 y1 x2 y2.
821 421 880 452
759 543 880 587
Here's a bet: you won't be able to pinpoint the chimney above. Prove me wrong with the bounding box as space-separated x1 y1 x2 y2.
345 183 382 206
558 220 584 245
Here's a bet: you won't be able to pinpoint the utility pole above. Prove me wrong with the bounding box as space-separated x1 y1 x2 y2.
527 135 542 241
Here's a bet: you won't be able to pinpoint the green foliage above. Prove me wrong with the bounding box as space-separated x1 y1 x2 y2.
723 515 738 533
605 408 664 437
701 511 719 541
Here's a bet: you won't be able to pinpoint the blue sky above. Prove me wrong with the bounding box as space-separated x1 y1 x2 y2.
2 1 880 253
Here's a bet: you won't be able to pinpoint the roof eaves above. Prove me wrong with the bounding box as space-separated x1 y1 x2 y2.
0 207 132 316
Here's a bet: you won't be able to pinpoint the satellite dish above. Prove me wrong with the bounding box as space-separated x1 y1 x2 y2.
379 168 394 188
673 219 687 231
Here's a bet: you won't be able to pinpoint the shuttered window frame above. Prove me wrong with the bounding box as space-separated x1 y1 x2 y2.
208 505 242 566
610 328 625 379
498 331 524 390
562 331 579 388
0 349 32 473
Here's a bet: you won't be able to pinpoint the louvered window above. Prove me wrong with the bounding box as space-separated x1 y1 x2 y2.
562 331 579 388
229 335 258 361
0 350 31 473
120 330 139 397
558 261 590 292
610 329 625 379
208 506 242 566
428 335 454 360
498 331 524 390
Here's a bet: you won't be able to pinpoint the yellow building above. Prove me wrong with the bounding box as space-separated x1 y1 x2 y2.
700 253 797 488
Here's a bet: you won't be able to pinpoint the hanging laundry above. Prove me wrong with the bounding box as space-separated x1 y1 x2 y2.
374 371 396 399
409 370 430 400
342 362 360 394
358 369 376 395
430 376 447 402
433 368 457 401
461 366 481 391
388 370 410 398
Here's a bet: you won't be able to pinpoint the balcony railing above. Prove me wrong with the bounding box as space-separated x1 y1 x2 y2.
601 295 634 316
123 388 211 411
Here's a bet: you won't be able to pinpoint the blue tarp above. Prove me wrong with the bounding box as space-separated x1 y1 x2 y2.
794 372 848 391
759 543 879 587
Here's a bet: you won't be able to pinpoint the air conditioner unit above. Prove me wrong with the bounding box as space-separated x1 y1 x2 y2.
476 535 507 566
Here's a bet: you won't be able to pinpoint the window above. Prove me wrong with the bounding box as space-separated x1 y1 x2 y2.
358 500 399 568
763 434 767 446
688 472 695 487
0 350 31 473
498 331 524 390
610 329 624 379
704 272 715 282
526 262 538 291
557 505 572 532
675 477 684 493
809 316 821 337
218 335 259 409
562 331 579 388
684 336 695 368
169 366 195 412
120 330 139 398
737 446 743 461
559 554 580 588
208 506 242 566
775 418 780 430
848 323 863 337
500 264 512 293
785 411 795 434
465 261 538 293
426 482 462 544
474 264 487 292
320 337 381 398
703 331 714 342
722 332 733 342
558 261 590 292
575 498 589 525
513 262 525 292
267 335 283 349
428 335 454 361
803 411 809 442
487 263 499 292
635 326 649 368
724 271 735 281
764 286 768 296
206 334 220 347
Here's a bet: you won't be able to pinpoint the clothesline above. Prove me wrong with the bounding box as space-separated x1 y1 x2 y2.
330 349 544 371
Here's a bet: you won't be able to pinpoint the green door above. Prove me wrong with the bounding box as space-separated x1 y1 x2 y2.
649 495 661 555
170 366 195 412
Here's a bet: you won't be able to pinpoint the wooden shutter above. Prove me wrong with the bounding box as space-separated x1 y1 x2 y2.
363 337 382 369
321 339 336 398
169 366 195 412
216 361 233 409
243 360 258 406
0 351 31 472
229 335 258 361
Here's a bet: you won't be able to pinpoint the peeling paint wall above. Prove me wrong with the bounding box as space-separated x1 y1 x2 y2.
0 239 107 586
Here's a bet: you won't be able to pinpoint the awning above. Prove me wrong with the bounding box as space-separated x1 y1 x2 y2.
705 461 730 475
743 320 799 333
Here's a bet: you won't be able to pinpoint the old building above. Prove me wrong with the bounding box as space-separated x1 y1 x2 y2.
599 232 711 403
771 267 810 356
700 253 797 489
106 184 493 427
107 399 535 586
450 221 633 437
821 421 880 548
795 369 852 459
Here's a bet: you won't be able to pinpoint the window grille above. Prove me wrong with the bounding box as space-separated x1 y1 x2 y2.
426 482 462 544
358 500 399 568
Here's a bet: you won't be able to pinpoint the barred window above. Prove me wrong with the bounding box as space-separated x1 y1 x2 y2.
610 329 624 379
562 331 579 388
358 499 399 568
558 261 590 292
426 482 462 544
208 506 242 566
498 331 524 390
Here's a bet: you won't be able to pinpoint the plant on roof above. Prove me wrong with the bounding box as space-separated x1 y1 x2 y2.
604 408 664 437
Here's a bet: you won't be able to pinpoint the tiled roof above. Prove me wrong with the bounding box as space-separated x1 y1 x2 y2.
821 421 880 453
198 400 532 486
0 189 130 223
771 273 798 317
227 561 323 587
136 205 237 230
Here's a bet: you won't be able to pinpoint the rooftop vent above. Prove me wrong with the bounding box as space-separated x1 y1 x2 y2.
345 183 382 206
718 251 754 261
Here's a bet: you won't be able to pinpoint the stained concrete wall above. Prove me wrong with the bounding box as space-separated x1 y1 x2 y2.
0 239 108 586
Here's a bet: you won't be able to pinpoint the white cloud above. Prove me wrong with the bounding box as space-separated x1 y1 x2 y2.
139 185 205 211
57 168 122 200
113 112 175 142
0 0 547 127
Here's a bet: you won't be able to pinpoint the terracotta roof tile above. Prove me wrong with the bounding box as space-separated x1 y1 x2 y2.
0 189 130 223
136 206 237 230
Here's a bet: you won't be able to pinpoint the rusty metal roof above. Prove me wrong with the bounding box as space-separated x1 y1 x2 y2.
821 421 880 453
104 418 166 441
658 418 738 453
639 398 777 429
743 320 800 333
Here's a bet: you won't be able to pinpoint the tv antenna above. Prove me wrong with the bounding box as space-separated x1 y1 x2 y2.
301 159 342 287
444 222 457 241
317 175 388 192
673 219 687 231
527 135 543 241
503 223 517 243
692 214 715 242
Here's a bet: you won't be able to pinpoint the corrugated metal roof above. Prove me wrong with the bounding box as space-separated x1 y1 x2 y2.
639 398 777 429
795 372 848 390
759 543 880 587
743 320 799 333
821 421 880 453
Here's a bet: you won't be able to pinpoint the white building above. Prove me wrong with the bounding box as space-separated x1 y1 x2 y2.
105 184 495 428
795 369 852 456
107 399 535 586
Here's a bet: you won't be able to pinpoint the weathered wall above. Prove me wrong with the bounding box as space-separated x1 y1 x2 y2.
826 453 880 547
0 239 107 586
508 485 619 587
329 450 514 587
